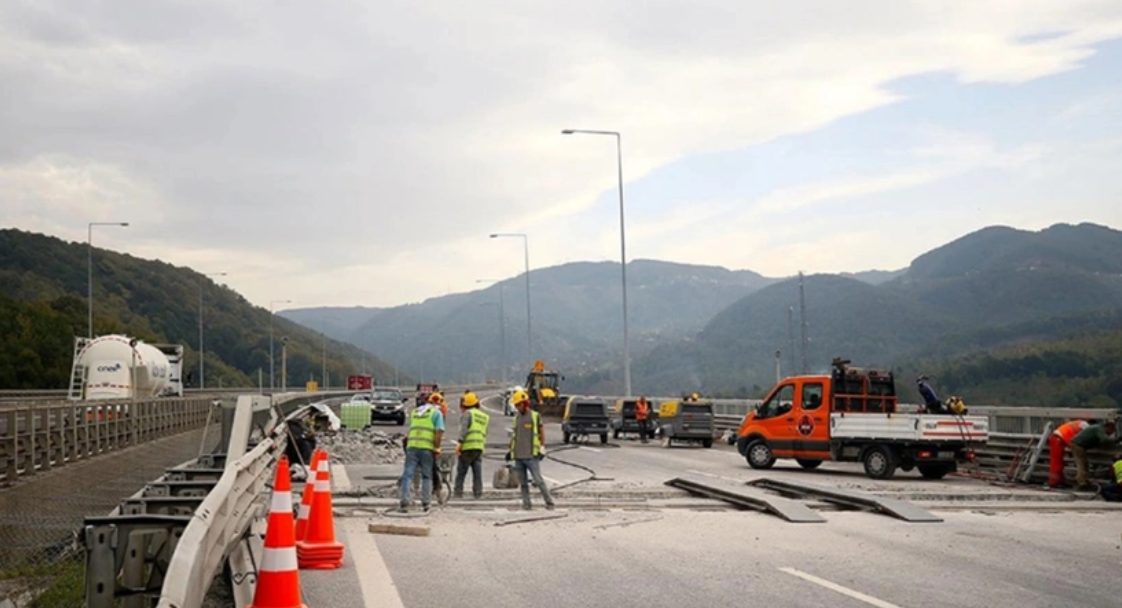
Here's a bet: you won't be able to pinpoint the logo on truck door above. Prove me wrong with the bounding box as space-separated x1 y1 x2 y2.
797 414 814 436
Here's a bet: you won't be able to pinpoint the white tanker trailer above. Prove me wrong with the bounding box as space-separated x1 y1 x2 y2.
71 335 183 400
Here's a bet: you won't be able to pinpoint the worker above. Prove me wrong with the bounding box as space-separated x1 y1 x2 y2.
688 392 699 403
507 389 556 510
453 391 489 499
398 392 445 513
1049 419 1090 488
1069 419 1119 490
916 375 943 414
1100 454 1122 502
635 396 651 444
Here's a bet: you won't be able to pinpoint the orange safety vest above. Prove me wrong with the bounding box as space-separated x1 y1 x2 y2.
1054 420 1089 443
635 400 650 421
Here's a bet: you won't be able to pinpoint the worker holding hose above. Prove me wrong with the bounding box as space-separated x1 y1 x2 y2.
507 389 556 511
454 391 489 499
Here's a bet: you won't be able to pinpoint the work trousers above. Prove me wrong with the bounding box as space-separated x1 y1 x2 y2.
637 418 650 443
1048 434 1069 487
400 448 434 508
454 449 484 498
514 457 555 509
1070 444 1090 487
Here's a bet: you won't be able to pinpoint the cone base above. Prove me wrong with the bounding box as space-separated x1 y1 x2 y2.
298 559 343 570
249 604 309 608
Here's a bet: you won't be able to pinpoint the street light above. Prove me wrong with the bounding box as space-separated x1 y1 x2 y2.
269 299 292 391
320 314 339 390
476 279 507 384
198 272 227 389
87 221 129 338
562 128 631 396
489 233 532 365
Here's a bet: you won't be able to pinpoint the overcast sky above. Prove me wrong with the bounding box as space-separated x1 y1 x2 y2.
3 1 1122 310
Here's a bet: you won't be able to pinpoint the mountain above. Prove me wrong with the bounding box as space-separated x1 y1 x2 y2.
628 222 1122 406
839 269 905 284
0 228 398 390
282 259 777 386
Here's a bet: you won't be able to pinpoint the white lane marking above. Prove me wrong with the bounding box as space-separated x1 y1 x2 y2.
346 519 406 608
331 463 353 493
580 445 603 453
779 567 905 608
543 476 563 486
685 469 745 483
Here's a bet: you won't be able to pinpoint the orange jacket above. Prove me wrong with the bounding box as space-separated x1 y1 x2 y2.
1054 420 1089 443
635 399 650 421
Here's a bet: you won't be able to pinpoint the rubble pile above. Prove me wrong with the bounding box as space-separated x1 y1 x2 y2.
317 427 406 464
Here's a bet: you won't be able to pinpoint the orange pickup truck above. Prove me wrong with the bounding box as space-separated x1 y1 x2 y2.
735 360 988 480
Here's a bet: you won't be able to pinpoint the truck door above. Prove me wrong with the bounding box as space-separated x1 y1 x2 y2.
754 382 797 457
793 381 831 459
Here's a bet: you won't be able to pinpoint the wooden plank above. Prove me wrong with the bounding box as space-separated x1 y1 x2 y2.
368 522 431 536
666 476 826 523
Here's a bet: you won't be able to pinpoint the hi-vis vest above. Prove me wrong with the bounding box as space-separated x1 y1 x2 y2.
1114 460 1122 484
463 408 490 451
510 410 542 457
408 408 437 451
1054 420 1089 443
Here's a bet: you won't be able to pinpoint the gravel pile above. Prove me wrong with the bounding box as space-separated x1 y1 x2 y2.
317 428 406 465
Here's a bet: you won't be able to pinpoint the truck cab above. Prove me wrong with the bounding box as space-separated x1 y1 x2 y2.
736 360 988 479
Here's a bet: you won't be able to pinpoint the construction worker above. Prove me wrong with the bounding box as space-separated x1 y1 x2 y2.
1069 419 1119 490
1100 454 1122 502
1049 419 1089 488
398 392 445 513
688 393 700 403
454 391 489 499
916 375 944 414
635 396 651 444
507 390 556 510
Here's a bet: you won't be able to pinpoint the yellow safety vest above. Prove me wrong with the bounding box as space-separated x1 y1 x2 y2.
1114 460 1122 484
408 408 437 451
510 410 542 457
463 408 489 451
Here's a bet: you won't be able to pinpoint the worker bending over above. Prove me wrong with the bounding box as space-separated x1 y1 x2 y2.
398 392 445 513
507 390 556 510
1069 419 1119 490
1049 419 1089 488
454 391 489 499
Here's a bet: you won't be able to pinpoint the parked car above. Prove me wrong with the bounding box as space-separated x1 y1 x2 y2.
502 385 524 416
561 397 611 444
369 387 409 425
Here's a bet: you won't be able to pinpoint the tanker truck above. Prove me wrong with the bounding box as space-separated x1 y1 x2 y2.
68 335 183 401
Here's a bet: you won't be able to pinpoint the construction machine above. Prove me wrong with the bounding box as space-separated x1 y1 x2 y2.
524 360 565 416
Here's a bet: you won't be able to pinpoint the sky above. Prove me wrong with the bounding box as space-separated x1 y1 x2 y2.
3 0 1122 310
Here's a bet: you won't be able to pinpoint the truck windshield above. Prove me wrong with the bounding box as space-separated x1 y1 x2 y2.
758 385 794 419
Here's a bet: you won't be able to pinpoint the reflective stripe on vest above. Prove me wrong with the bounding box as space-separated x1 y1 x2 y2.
1114 460 1122 484
510 410 542 457
1055 420 1088 443
408 408 437 451
463 408 490 451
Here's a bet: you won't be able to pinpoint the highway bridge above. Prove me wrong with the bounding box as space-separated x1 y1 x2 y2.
0 389 1119 608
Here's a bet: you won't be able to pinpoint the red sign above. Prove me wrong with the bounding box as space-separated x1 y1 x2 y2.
347 375 372 390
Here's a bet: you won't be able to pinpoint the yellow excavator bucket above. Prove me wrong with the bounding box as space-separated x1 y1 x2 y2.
540 387 556 399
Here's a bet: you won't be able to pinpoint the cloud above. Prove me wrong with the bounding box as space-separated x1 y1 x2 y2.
2 1 1122 306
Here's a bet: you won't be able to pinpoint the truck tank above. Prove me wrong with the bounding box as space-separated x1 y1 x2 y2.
77 335 171 400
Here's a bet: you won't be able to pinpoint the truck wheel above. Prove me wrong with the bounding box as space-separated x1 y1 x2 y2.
862 446 897 480
396 414 405 426
796 459 822 470
600 433 608 444
562 431 571 444
746 440 776 469
702 438 713 449
918 464 951 480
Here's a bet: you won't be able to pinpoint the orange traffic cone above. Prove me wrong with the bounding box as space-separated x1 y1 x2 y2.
294 450 324 541
249 456 308 608
296 453 344 569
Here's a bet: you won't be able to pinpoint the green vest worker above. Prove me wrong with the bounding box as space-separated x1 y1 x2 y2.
454 392 490 499
508 390 555 510
398 394 445 513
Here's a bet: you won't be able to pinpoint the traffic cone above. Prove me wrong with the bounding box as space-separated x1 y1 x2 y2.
294 450 324 541
296 453 344 569
249 456 308 608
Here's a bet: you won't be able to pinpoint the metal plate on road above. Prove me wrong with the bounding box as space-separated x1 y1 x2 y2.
666 475 826 523
747 478 942 523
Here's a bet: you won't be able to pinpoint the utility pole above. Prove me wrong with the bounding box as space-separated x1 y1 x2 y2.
775 350 782 383
798 272 809 374
787 306 796 377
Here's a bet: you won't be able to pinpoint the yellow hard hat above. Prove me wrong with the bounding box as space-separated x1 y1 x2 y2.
463 392 479 407
428 392 445 405
691 392 699 400
512 389 529 405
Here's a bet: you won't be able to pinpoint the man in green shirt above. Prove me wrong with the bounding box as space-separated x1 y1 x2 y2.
1069 419 1118 489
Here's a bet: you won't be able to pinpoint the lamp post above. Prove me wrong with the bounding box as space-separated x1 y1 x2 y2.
489 233 532 364
476 279 507 384
269 299 292 391
319 314 339 390
87 221 129 338
561 128 631 396
198 272 227 389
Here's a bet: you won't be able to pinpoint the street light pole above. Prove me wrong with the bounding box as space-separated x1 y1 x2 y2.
87 221 129 339
489 233 531 365
562 128 631 396
198 272 227 389
476 279 508 384
269 299 291 391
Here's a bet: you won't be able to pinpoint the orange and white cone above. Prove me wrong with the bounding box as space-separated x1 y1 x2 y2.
249 456 308 608
294 450 324 541
296 453 344 569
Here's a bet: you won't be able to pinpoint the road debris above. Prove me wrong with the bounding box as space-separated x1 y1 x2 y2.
317 428 405 465
494 512 569 527
368 522 431 537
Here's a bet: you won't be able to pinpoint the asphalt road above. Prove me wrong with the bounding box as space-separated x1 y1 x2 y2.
300 393 1122 608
